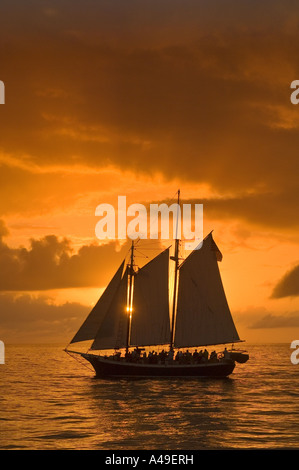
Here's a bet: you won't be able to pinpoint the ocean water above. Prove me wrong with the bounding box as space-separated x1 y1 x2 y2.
0 343 299 450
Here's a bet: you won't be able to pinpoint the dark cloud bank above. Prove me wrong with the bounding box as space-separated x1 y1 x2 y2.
272 264 299 299
1 0 299 195
0 222 129 291
0 292 89 343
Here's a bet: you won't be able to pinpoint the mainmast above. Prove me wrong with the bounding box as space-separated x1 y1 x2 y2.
170 189 180 350
126 240 135 353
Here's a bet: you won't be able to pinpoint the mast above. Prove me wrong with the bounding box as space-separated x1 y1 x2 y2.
170 189 180 350
126 240 135 353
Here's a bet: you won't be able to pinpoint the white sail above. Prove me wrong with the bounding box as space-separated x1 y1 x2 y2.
70 260 125 344
130 248 171 347
90 268 128 350
174 233 240 348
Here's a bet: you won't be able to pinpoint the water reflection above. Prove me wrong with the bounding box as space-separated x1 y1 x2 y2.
85 376 238 449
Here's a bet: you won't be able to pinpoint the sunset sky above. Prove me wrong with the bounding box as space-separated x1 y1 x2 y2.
1 0 299 345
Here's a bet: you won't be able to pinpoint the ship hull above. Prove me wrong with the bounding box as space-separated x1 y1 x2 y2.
81 354 235 378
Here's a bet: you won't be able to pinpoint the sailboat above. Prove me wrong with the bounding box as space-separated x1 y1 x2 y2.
66 193 249 378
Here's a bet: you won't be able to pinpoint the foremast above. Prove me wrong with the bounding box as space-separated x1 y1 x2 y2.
170 189 180 351
126 240 135 353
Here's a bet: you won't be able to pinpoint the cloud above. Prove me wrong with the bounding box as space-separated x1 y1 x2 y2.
0 0 299 240
1 0 299 198
234 306 299 329
0 220 9 237
0 292 90 343
271 265 299 298
249 312 299 329
188 190 299 230
0 224 130 290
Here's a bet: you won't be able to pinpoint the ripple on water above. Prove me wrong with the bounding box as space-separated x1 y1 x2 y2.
1 343 299 449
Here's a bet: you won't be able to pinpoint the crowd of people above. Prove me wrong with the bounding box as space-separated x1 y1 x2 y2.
108 347 230 364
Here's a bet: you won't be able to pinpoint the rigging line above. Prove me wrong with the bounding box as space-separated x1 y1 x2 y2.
166 189 180 205
134 244 167 251
134 249 149 259
65 350 94 372
135 247 165 251
141 189 180 242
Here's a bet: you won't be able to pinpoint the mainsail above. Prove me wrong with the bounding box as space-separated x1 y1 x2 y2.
70 260 125 345
174 232 240 348
130 248 170 347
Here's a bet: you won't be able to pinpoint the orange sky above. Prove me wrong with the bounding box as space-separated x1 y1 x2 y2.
1 0 299 345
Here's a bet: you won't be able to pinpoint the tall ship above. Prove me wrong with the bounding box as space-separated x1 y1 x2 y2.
66 192 249 378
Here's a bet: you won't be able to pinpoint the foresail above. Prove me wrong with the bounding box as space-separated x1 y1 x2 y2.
90 269 128 350
130 248 171 347
174 233 240 348
70 260 125 344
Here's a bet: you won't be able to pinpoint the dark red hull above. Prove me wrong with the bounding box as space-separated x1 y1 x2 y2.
81 353 235 378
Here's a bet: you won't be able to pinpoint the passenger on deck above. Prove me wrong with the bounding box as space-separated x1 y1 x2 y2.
193 349 199 362
203 349 209 362
209 350 218 362
223 347 230 359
